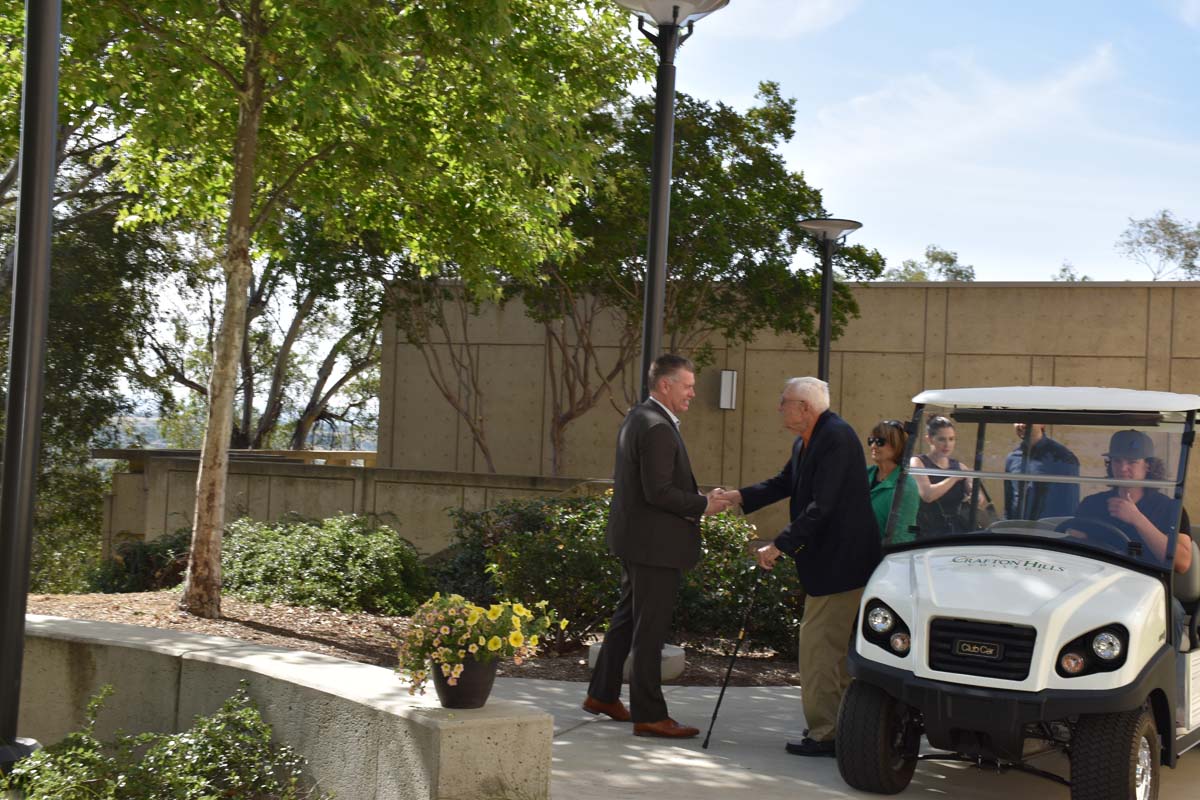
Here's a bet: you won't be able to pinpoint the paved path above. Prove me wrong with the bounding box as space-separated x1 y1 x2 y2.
491 679 1200 799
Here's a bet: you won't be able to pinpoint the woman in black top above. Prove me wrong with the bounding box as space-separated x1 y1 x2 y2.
910 416 974 535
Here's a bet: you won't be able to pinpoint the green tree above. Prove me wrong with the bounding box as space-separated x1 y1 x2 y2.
882 244 975 282
1116 210 1200 280
1052 261 1092 282
523 83 884 474
90 0 645 616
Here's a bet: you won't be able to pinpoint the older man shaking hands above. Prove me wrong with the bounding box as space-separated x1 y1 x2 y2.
715 377 880 757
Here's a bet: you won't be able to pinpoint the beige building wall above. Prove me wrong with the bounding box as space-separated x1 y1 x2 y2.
379 282 1200 537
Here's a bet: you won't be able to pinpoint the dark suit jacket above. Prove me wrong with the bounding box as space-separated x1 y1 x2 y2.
739 410 881 596
606 399 708 571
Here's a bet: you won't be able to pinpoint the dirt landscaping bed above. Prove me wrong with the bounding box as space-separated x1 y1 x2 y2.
27 591 801 687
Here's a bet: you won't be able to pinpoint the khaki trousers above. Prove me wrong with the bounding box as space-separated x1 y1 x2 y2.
797 587 864 742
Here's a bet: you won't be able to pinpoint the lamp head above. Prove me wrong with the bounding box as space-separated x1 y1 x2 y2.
614 0 730 27
798 217 862 242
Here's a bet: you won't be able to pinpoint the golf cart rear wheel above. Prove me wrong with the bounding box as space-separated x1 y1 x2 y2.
1070 706 1159 800
836 679 919 794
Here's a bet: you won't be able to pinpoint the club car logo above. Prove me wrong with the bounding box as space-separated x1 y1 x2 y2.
955 639 1003 660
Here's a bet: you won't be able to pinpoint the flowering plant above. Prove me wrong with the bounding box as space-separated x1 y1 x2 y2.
396 592 566 693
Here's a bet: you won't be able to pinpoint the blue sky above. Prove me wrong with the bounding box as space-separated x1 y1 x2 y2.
631 0 1200 281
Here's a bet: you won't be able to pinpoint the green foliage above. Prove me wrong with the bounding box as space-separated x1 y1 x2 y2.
443 495 804 656
222 514 430 615
28 456 108 593
485 496 620 648
675 514 804 658
1052 261 1093 282
0 685 323 800
89 527 192 594
1116 209 1200 280
882 244 975 282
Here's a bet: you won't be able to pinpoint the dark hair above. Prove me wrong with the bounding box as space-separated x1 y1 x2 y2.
648 354 695 390
870 419 907 457
926 415 954 437
1104 455 1167 492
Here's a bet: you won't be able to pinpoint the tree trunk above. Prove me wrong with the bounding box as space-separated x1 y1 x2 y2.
178 41 265 619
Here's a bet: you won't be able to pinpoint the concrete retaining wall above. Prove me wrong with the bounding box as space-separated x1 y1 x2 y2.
21 615 552 800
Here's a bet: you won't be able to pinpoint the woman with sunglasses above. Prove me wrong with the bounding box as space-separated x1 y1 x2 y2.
910 415 981 535
867 420 919 543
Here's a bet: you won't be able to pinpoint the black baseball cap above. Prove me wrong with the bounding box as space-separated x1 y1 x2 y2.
1104 430 1154 460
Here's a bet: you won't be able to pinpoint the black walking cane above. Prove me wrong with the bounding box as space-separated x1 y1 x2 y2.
702 565 766 749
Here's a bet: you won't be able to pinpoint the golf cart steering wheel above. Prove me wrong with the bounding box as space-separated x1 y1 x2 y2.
1054 516 1134 550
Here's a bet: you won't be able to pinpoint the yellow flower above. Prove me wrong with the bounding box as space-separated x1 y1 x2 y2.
509 630 524 648
466 609 482 626
560 619 569 630
468 643 479 654
528 635 539 647
511 615 521 630
487 636 503 651
439 626 450 635
513 603 532 618
486 605 503 621
441 663 451 676
478 636 487 646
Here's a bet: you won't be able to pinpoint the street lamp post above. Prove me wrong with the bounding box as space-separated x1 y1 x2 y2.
614 0 728 399
797 218 862 383
0 0 61 770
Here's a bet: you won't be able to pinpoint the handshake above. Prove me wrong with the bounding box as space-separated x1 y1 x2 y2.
703 487 742 516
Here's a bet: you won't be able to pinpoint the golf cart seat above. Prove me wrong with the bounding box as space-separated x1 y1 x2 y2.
1176 540 1200 651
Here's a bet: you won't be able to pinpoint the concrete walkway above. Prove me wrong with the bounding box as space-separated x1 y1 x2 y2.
490 679 1200 799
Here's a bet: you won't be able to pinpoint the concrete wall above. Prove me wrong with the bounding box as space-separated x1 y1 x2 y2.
102 455 580 556
379 282 1200 538
22 615 552 800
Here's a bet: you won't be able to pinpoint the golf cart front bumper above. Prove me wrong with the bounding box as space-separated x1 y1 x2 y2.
848 646 1176 762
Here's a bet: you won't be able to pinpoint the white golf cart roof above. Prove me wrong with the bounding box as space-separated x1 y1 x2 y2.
913 386 1200 413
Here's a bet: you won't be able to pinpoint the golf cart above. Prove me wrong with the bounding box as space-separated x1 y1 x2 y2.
837 387 1200 800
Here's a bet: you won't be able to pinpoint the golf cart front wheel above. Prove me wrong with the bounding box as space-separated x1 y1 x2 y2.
836 679 920 794
1070 706 1159 800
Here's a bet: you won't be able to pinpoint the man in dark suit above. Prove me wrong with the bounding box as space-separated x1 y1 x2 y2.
582 354 729 738
720 377 881 756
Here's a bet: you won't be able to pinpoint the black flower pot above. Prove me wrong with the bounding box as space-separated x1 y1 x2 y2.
430 656 498 709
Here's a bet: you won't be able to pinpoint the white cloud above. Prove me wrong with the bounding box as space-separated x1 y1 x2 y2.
1171 0 1200 27
700 0 863 40
795 44 1118 176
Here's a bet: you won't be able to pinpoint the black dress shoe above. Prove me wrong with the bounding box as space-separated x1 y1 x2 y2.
785 737 835 757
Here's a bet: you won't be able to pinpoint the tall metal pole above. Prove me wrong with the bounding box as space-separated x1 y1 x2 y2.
817 237 835 382
0 0 61 764
638 23 681 400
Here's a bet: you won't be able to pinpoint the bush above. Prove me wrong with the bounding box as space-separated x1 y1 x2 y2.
0 685 324 800
30 456 109 594
675 513 804 658
89 526 192 594
452 494 804 656
485 497 620 648
222 514 430 615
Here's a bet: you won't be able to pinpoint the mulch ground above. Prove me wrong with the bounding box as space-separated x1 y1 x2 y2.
26 591 800 687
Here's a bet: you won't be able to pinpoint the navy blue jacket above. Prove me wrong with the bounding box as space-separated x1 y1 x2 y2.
739 410 881 596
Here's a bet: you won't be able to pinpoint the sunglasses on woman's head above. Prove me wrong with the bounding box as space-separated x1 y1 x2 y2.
882 419 905 431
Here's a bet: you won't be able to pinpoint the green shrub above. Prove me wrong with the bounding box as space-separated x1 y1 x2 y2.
30 456 109 594
675 513 804 658
1 685 324 800
485 496 620 648
465 494 804 656
222 514 430 615
88 526 192 593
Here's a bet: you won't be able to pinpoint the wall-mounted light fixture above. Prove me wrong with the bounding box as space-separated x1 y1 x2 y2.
719 369 737 410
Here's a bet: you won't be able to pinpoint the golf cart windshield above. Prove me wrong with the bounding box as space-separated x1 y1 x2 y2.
886 402 1192 573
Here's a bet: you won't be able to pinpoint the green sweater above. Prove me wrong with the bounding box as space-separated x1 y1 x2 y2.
867 464 919 544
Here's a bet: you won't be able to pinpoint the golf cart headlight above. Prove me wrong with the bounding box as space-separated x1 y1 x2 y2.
867 606 895 634
1060 652 1087 675
889 632 910 654
1092 631 1122 661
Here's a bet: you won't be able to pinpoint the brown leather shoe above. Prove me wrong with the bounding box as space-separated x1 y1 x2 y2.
633 718 700 738
582 695 631 722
